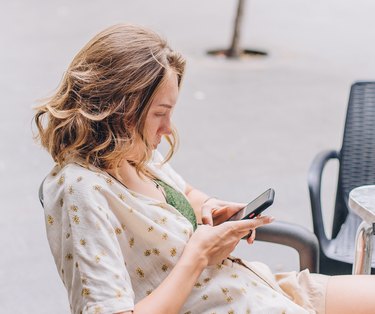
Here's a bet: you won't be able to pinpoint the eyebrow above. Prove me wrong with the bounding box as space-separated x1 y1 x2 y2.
157 104 173 109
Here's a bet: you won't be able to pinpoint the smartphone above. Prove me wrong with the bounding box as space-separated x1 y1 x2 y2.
228 188 275 221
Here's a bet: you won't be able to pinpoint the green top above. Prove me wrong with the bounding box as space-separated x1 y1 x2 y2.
155 179 198 230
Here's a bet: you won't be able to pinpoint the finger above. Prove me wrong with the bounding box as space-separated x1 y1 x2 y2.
201 205 214 226
212 206 233 224
213 203 247 223
226 201 247 208
229 215 274 231
246 229 256 244
225 203 247 216
225 206 245 219
210 199 246 208
211 207 223 218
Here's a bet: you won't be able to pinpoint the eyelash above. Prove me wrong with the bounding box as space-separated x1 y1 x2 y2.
154 113 167 117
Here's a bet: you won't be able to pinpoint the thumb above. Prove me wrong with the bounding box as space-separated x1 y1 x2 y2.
201 205 213 226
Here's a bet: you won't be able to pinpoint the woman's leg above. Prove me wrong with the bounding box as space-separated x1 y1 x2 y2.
326 275 375 314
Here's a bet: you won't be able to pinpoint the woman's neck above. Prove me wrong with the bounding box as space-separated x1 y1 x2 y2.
107 160 140 186
107 160 165 202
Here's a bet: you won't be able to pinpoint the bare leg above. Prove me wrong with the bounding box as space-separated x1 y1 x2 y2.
326 275 375 314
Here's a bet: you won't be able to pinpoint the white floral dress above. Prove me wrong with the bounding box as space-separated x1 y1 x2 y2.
42 151 327 314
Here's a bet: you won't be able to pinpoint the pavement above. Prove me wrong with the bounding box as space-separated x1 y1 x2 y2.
1 0 375 312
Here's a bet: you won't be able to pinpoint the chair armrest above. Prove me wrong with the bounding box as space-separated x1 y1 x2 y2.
255 221 320 273
307 150 339 247
39 178 45 208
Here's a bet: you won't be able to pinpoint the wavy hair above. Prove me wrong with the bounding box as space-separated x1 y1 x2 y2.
34 24 186 176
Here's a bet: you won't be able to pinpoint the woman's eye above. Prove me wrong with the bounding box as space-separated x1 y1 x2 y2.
154 112 167 117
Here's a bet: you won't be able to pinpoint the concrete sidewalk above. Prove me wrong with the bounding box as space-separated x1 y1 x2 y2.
1 0 375 312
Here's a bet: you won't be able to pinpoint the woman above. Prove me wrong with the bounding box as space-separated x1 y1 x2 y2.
34 23 375 314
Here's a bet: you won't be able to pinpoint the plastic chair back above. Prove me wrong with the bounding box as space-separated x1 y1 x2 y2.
332 81 375 237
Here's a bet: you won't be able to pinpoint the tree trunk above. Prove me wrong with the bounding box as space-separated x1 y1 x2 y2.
227 0 246 58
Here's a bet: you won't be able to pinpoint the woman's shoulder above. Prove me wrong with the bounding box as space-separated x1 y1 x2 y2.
43 162 117 208
45 162 104 188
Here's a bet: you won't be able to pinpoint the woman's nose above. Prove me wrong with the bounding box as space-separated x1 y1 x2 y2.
161 118 172 135
163 125 172 135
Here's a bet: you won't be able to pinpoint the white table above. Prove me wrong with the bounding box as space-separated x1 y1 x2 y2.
349 185 375 274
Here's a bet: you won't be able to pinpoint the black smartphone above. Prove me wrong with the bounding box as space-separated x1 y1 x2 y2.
228 188 275 221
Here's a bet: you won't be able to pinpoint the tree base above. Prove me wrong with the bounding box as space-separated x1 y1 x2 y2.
207 48 267 59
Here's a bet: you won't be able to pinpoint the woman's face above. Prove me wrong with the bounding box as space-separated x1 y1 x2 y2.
144 70 179 149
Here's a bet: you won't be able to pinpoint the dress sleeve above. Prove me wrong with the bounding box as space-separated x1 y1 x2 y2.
50 172 135 314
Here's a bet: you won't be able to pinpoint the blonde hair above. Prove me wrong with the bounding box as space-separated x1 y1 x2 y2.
34 24 186 175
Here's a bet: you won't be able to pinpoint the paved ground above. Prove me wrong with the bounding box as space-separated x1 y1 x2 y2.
1 0 375 312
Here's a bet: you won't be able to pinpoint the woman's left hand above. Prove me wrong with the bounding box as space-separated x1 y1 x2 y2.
200 198 257 244
201 198 246 226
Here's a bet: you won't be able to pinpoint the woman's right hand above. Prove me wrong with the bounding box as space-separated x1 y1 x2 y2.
184 216 274 266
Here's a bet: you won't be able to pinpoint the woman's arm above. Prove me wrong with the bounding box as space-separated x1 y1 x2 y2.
117 216 274 314
115 249 206 314
132 248 207 314
185 183 210 222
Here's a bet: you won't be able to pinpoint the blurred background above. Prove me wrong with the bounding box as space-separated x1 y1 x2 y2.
1 0 375 312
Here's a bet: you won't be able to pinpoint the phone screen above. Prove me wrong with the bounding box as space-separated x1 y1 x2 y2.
229 188 275 221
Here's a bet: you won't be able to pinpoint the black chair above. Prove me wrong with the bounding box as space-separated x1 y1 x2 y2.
256 221 319 272
38 180 319 272
38 179 45 208
308 81 375 275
